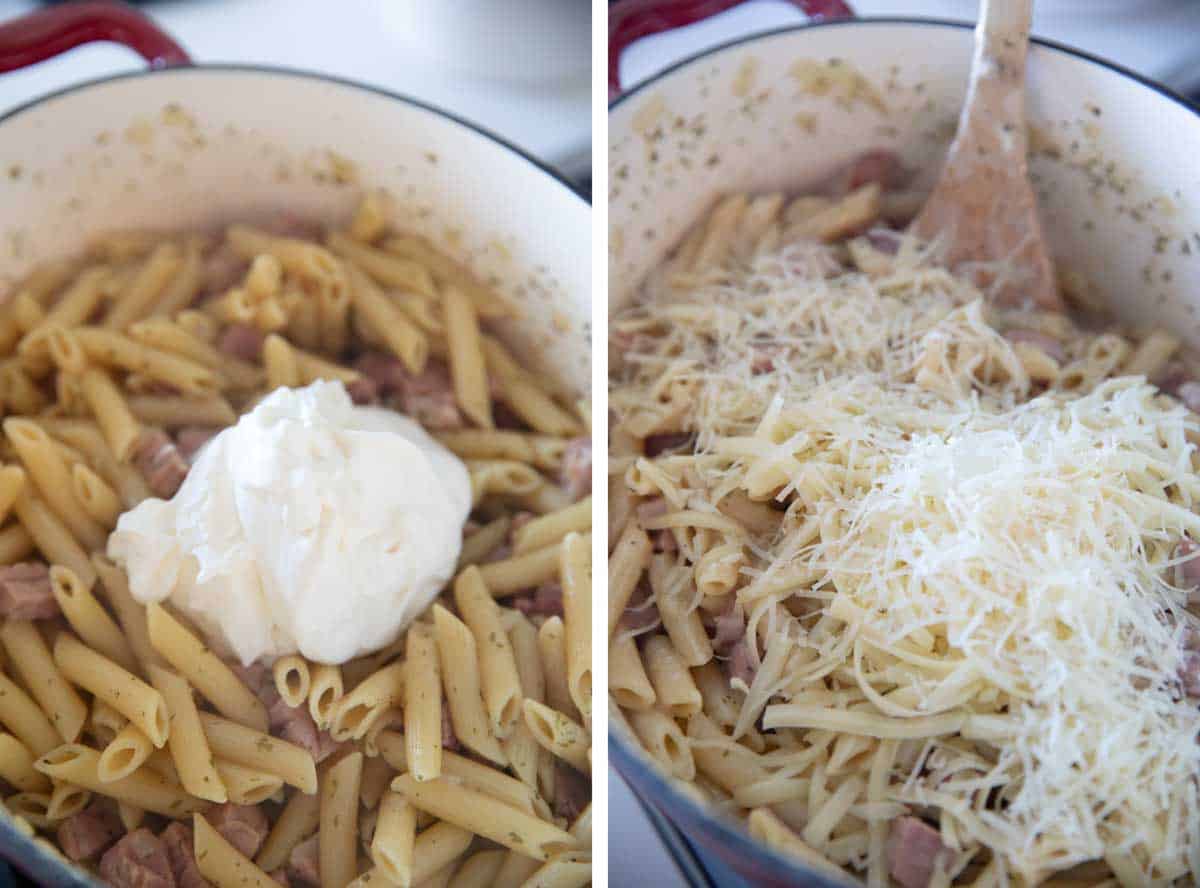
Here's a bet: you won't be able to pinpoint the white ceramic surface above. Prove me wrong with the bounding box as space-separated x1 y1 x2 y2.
381 0 590 84
617 0 1200 99
611 20 1200 330
0 0 591 173
0 67 591 398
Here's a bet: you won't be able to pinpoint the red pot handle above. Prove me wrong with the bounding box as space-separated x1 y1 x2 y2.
0 0 190 75
609 0 854 100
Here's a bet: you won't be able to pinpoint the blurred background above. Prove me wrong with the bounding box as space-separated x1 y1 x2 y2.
610 3 1200 885
0 0 592 187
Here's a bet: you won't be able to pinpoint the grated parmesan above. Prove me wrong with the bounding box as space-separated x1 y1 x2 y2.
612 227 1200 883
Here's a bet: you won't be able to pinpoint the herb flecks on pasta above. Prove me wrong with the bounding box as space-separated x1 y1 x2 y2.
610 164 1200 887
0 194 591 887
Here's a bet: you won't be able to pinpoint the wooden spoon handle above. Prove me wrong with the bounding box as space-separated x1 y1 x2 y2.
976 0 1032 85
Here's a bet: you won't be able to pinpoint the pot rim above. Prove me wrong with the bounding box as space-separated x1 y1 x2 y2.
0 62 590 206
609 15 1200 120
609 15 1200 888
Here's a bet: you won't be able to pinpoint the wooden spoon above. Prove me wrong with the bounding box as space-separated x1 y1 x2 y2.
911 0 1062 310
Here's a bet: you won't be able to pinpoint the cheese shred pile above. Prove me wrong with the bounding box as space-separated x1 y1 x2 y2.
612 233 1200 883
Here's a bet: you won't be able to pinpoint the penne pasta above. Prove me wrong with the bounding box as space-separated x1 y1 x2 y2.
194 812 281 888
559 532 592 724
53 633 168 747
97 722 153 782
0 732 50 792
391 773 576 862
146 603 268 732
443 286 491 428
214 760 283 805
273 655 311 708
371 790 417 887
33 744 200 817
432 603 507 766
454 567 522 739
148 665 227 803
0 619 88 744
50 564 138 673
256 787 320 872
308 663 344 730
12 487 96 587
320 750 362 888
404 622 443 782
198 712 317 795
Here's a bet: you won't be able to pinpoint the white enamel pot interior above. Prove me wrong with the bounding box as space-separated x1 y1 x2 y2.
0 66 589 886
609 17 1200 888
0 67 591 399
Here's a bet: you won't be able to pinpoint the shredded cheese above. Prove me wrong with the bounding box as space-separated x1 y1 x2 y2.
612 227 1200 882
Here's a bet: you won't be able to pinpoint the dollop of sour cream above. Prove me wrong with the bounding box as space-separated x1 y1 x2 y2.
108 380 471 665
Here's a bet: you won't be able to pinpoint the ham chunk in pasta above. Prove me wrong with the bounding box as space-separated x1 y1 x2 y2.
287 834 320 885
0 562 56 619
57 800 122 862
561 437 591 501
887 816 951 888
99 829 174 888
216 322 264 363
160 822 207 888
133 429 189 499
209 802 270 859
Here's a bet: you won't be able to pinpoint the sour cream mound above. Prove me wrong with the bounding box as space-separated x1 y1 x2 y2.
108 380 471 665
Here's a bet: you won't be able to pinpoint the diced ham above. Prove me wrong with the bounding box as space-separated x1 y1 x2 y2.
512 582 564 618
618 579 660 634
1005 328 1066 364
353 351 408 395
1181 628 1200 699
710 598 745 656
227 660 273 699
345 376 379 406
492 402 526 431
0 562 57 620
133 429 189 498
886 816 951 888
270 870 290 888
1181 651 1200 698
484 544 513 565
651 529 677 554
843 149 904 192
217 323 264 363
1176 538 1200 601
99 828 175 888
400 361 463 430
727 639 756 687
160 822 208 888
57 800 122 862
510 511 536 536
552 760 590 823
1179 381 1200 415
287 834 320 885
643 433 690 458
263 214 323 242
1154 360 1188 395
442 706 461 753
267 694 340 764
866 228 904 255
203 247 247 299
208 803 269 860
561 437 591 501
174 427 219 463
751 348 776 375
635 498 668 526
